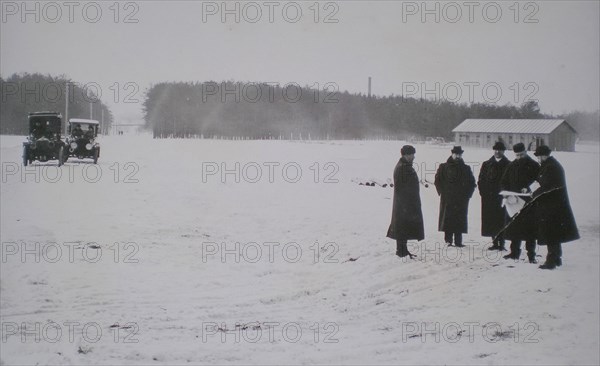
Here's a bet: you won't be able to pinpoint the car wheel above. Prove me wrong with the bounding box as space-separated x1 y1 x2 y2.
58 146 64 167
93 148 99 164
23 146 28 166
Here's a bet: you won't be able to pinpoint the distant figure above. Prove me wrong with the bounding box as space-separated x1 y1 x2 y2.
32 121 45 139
72 124 83 138
434 146 476 247
532 145 579 269
500 142 540 263
84 125 95 139
478 141 511 251
386 145 423 259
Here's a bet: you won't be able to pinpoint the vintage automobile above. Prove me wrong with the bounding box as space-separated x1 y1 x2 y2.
23 112 66 166
65 118 101 163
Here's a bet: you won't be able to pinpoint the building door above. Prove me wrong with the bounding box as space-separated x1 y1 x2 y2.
535 137 545 148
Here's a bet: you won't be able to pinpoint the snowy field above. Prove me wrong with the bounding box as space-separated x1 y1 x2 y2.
1 134 599 365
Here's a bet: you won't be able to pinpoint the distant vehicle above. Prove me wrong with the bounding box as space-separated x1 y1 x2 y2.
425 136 446 145
23 112 66 166
65 118 101 163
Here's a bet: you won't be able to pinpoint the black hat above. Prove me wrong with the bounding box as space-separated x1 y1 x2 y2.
451 146 464 154
492 141 506 151
534 145 552 156
401 145 416 155
513 142 526 153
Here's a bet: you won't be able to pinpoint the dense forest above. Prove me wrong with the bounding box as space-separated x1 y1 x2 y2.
143 81 599 141
0 73 113 135
1 75 597 141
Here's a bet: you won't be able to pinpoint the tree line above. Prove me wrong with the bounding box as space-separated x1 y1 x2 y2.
143 81 599 141
2 75 597 141
0 73 113 135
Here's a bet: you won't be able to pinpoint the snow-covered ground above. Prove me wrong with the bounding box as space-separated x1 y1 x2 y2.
1 134 598 365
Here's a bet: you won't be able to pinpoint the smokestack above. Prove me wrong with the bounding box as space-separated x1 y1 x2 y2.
368 77 372 98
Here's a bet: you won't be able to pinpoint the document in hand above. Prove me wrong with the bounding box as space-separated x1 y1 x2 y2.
499 190 531 217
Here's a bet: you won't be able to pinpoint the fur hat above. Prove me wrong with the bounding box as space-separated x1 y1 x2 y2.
512 142 526 153
534 145 552 156
401 145 416 155
492 141 506 151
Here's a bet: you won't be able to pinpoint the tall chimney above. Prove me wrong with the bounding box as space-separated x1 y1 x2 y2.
368 77 372 98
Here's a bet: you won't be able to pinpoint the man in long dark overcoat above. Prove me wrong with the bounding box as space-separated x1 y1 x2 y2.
532 145 580 269
387 145 424 259
500 142 540 262
434 146 476 247
478 141 511 250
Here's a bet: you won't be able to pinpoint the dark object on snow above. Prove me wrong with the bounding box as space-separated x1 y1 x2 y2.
387 156 424 241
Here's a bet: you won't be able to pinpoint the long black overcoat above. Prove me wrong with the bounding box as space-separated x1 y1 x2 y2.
434 157 476 233
500 155 539 241
532 156 579 245
387 157 425 241
478 155 510 237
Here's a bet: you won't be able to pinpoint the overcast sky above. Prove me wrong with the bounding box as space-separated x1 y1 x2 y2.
2 0 599 123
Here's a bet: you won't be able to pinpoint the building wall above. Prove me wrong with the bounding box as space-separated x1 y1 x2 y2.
453 121 577 152
455 132 550 150
548 123 577 152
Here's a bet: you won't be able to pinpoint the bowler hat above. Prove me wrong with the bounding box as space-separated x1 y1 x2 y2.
451 146 464 154
401 145 416 156
513 142 526 153
492 141 506 151
534 145 552 156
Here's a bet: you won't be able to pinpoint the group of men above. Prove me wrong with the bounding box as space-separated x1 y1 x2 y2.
386 142 579 270
72 124 95 139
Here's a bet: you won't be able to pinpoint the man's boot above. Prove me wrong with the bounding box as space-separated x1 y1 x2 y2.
488 238 505 251
454 233 465 248
526 241 537 264
396 240 416 259
540 243 561 269
539 258 557 270
528 254 538 264
444 232 453 247
498 240 506 251
503 241 521 259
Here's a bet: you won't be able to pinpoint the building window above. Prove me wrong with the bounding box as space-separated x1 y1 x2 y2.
509 135 513 145
487 135 491 144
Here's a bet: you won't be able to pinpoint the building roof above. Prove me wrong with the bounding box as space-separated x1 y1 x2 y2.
452 119 576 134
69 118 99 125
